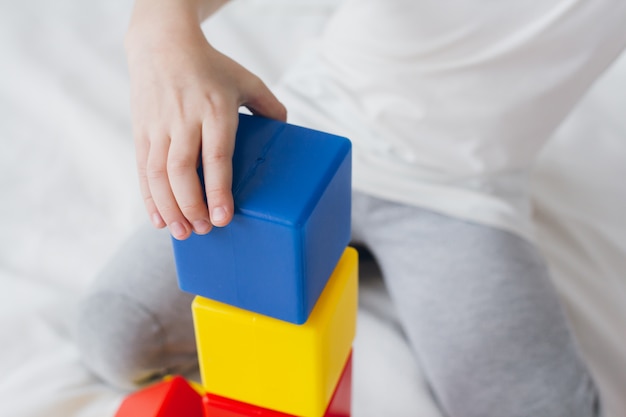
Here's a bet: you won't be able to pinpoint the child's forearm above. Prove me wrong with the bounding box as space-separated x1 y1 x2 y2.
125 0 229 47
132 0 229 23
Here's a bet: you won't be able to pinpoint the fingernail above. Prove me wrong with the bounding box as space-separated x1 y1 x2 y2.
211 207 227 224
170 222 188 239
192 220 211 234
151 212 164 228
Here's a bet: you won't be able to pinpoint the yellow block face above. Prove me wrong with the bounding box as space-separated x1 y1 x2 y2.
192 247 358 417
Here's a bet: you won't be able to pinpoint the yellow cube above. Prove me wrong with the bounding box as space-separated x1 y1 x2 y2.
192 247 358 417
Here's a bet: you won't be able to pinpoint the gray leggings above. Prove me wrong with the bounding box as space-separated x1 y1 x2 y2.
75 192 600 417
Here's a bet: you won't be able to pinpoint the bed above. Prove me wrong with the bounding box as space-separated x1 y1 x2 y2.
1 0 625 416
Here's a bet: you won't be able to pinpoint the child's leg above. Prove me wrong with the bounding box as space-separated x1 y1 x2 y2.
352 192 601 417
75 223 197 390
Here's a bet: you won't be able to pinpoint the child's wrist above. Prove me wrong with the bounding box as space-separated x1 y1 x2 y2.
125 0 204 51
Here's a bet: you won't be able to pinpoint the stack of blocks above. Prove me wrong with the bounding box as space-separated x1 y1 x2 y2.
115 114 356 417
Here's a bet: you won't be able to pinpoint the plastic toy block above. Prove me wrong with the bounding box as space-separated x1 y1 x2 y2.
325 350 352 417
192 247 358 417
201 351 353 417
203 394 293 417
114 376 203 417
172 113 352 324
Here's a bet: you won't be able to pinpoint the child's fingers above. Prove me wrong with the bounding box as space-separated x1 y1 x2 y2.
167 124 212 235
244 76 287 122
201 111 237 228
135 133 165 228
146 134 192 240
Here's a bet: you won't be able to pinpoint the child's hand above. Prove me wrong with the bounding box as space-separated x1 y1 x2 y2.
125 3 286 240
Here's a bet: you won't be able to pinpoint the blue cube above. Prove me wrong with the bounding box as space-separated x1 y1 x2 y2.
172 113 352 324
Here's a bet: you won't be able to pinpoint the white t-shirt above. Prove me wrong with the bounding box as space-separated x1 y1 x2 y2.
274 0 626 240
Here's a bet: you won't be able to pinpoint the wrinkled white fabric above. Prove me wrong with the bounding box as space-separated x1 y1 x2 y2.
275 0 626 240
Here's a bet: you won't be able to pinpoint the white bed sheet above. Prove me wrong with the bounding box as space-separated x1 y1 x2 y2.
0 1 624 416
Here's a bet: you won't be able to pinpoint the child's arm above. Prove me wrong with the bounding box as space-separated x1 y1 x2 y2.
124 0 287 240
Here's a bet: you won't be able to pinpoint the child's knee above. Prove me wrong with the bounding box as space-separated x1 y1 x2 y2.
75 291 166 390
